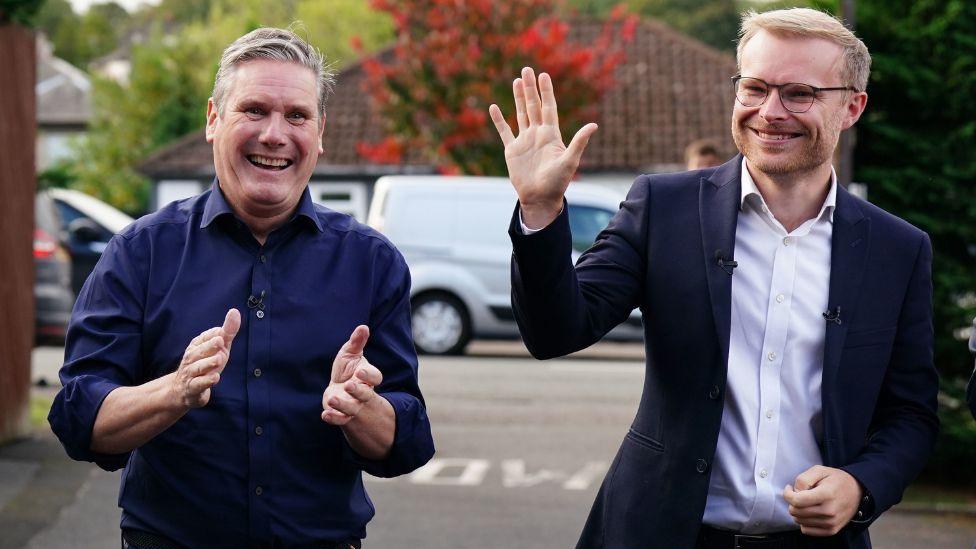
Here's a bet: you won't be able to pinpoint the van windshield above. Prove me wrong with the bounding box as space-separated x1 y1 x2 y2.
568 205 614 253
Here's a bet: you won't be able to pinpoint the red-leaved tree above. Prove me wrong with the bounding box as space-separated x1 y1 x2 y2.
356 0 637 175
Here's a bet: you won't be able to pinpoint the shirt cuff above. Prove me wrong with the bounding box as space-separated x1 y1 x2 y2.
518 206 563 234
48 376 131 471
341 390 434 478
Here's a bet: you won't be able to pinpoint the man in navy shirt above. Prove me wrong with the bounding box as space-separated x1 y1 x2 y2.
49 27 434 548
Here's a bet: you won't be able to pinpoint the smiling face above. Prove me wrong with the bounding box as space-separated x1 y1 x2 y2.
206 59 324 220
732 30 866 181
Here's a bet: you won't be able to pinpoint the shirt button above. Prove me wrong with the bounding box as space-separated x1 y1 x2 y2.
253 368 263 377
775 294 785 303
255 426 263 436
256 310 265 319
259 254 267 263
765 409 774 419
708 385 721 400
767 351 776 361
783 236 793 246
255 486 263 496
759 469 769 478
696 458 708 473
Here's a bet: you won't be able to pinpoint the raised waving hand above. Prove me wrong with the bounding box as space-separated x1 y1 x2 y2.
489 67 598 229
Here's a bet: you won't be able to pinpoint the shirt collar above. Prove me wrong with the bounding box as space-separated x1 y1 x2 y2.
739 157 837 223
200 179 324 233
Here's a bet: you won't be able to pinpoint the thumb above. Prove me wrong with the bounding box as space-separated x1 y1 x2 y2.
339 325 370 358
565 122 598 165
793 465 830 491
221 308 241 345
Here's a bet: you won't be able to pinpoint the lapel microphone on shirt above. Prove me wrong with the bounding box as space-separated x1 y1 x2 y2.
247 290 266 311
714 250 738 275
823 306 842 325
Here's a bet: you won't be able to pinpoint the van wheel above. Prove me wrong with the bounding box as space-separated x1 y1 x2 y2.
411 293 471 355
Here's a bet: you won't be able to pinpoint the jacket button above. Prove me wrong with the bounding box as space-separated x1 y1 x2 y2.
708 385 721 400
696 458 708 473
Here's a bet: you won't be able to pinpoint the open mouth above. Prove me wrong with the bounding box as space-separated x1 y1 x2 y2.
247 154 293 171
751 128 803 142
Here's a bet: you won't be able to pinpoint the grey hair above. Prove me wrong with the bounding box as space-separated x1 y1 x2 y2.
737 8 871 92
212 26 335 119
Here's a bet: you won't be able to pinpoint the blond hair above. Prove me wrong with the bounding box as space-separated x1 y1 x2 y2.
212 26 335 118
737 8 870 92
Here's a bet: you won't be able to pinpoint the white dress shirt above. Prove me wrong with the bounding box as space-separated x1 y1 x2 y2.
703 158 836 533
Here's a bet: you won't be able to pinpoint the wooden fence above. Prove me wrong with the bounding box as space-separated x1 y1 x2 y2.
0 23 37 443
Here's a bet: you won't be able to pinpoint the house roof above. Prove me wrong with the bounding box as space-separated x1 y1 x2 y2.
36 35 92 127
139 17 736 178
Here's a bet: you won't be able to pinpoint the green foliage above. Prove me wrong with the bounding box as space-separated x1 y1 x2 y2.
37 162 77 190
854 0 976 383
921 380 976 486
35 0 130 68
0 0 44 26
62 0 392 213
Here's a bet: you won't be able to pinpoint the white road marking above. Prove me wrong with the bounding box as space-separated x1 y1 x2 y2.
501 460 563 488
563 461 610 490
408 458 490 486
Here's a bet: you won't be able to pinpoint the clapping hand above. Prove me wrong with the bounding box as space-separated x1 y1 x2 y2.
322 325 384 426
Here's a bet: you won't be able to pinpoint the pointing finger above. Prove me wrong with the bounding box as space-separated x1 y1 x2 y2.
354 363 383 386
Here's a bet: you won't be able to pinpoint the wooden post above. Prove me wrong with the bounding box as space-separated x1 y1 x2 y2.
0 23 37 443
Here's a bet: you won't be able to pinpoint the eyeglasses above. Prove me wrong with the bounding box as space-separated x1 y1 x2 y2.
732 75 858 114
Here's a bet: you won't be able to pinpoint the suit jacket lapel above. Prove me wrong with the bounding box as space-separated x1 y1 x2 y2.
700 155 743 370
821 185 869 455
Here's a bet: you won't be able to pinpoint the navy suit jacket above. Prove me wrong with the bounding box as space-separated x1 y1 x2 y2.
509 156 939 549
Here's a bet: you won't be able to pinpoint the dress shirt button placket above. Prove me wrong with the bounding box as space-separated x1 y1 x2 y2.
246 252 273 539
748 233 798 527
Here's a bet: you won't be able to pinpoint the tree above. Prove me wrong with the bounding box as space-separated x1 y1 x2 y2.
854 0 976 383
358 0 637 175
566 0 738 51
63 0 393 213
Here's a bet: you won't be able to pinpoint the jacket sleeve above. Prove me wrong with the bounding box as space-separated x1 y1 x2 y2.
509 177 650 359
341 245 435 477
841 233 940 525
47 233 147 471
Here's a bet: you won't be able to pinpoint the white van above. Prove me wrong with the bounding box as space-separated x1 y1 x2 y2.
367 176 643 355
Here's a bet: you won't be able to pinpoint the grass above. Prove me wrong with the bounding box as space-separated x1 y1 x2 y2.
29 392 54 429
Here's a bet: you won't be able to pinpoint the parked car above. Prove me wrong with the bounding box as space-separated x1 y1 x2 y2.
367 175 643 355
34 192 74 345
42 188 134 295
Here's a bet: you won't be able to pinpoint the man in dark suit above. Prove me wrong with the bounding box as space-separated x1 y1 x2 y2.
488 7 938 549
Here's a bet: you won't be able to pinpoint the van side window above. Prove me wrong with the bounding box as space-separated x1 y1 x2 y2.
567 205 614 253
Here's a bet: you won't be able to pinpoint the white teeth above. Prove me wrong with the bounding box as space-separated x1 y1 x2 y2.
248 155 290 167
757 131 795 141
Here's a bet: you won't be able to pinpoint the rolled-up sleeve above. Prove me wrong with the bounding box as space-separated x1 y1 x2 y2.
48 233 146 471
342 245 434 477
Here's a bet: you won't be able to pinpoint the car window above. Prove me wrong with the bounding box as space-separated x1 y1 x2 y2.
567 205 614 253
54 200 113 242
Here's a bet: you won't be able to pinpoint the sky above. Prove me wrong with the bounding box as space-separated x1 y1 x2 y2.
68 0 158 14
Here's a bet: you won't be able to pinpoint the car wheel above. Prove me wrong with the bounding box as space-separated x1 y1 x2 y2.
411 293 471 355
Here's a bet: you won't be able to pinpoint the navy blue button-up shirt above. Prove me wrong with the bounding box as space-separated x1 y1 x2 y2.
49 183 434 548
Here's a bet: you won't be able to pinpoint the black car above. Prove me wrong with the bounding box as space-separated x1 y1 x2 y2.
34 192 74 345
